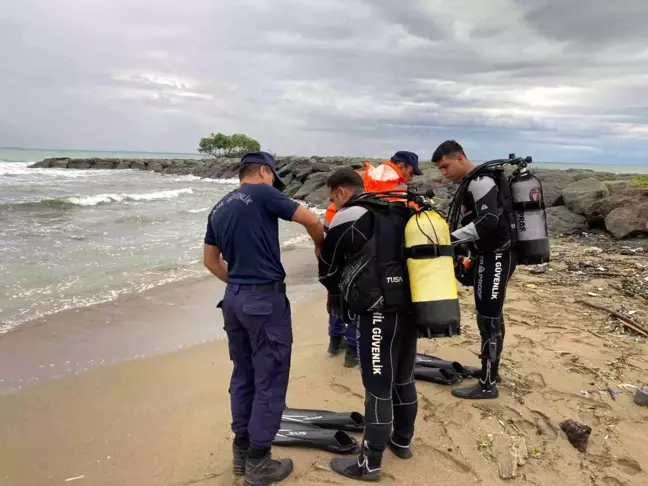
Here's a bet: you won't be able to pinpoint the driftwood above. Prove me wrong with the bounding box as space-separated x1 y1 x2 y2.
576 299 648 338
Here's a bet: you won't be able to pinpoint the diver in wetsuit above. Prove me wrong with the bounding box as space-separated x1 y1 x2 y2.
318 167 419 481
433 140 516 400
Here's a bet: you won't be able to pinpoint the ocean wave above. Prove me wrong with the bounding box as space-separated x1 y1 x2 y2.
1 188 195 211
0 161 99 178
281 234 313 250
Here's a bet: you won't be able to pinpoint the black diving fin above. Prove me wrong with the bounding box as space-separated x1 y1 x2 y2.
415 353 481 378
281 408 365 433
413 366 463 385
272 421 360 454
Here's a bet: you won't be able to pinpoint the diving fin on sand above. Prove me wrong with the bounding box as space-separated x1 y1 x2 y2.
272 421 360 454
413 365 463 385
415 353 481 378
281 408 365 433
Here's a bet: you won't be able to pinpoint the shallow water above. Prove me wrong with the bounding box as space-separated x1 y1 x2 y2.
0 160 319 332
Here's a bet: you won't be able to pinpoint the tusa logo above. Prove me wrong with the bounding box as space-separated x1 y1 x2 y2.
386 276 403 284
529 187 541 201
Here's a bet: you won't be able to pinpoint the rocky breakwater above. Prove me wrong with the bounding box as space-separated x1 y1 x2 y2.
30 156 647 239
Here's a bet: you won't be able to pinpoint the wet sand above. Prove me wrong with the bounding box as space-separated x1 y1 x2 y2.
0 248 320 395
1 238 647 485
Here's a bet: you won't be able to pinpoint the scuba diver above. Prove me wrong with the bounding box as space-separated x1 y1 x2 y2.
323 151 423 368
318 167 419 482
432 140 517 400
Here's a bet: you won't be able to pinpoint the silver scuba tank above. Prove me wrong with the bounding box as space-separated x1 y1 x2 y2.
509 169 550 264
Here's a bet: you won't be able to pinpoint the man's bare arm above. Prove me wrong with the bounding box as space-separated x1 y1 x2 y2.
291 205 325 250
203 244 228 283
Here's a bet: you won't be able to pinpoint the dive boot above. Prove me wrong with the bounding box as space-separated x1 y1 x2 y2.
328 336 344 356
344 346 359 368
451 380 499 399
330 449 381 482
232 439 248 476
388 437 413 459
243 452 293 486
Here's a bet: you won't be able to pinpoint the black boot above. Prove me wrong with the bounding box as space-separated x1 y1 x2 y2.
243 451 293 486
452 358 499 399
388 436 413 459
328 336 344 356
330 446 381 482
344 346 359 368
232 438 249 476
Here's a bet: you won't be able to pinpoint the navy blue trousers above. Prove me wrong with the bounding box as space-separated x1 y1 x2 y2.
220 284 292 449
328 314 357 348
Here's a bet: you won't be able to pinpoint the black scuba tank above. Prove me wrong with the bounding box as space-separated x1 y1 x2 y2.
509 169 550 264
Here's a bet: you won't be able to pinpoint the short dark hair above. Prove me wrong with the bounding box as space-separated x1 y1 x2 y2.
326 167 363 191
432 140 466 163
239 162 264 180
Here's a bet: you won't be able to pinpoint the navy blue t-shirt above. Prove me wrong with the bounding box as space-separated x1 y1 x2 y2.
204 183 300 284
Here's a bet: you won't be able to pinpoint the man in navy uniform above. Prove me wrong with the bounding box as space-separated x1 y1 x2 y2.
203 151 325 485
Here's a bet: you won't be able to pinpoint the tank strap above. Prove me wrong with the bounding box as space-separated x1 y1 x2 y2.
512 201 545 211
404 244 454 259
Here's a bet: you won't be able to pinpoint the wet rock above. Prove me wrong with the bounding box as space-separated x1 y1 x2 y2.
546 206 588 235
68 159 91 169
304 184 330 207
562 178 610 215
147 162 164 172
559 419 591 452
130 160 147 171
492 435 528 479
116 160 132 170
91 160 119 170
293 172 330 200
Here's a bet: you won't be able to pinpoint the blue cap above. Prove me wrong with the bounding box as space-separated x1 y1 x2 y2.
391 150 422 176
240 151 286 190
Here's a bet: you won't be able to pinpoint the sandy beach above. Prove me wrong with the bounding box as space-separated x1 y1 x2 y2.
1 239 647 486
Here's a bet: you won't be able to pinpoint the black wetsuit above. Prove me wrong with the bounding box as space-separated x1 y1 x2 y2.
318 203 418 470
452 174 516 398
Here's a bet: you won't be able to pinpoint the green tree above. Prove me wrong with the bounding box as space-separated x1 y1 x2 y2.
197 132 261 158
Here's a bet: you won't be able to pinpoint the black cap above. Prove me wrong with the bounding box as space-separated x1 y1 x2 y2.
240 151 286 190
390 150 422 176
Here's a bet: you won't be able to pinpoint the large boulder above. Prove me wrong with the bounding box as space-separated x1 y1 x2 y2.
68 159 91 169
605 200 648 239
304 185 330 207
51 159 70 169
91 159 119 170
562 177 610 215
603 180 631 195
293 172 330 200
584 194 638 225
535 171 580 206
546 206 588 235
131 160 147 171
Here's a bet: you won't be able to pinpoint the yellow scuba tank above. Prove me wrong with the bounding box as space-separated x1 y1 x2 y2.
404 210 461 338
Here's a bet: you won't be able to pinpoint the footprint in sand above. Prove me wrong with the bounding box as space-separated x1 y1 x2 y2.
412 439 474 475
330 382 364 400
615 457 642 476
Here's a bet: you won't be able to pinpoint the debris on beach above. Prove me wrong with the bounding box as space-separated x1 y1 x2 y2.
492 434 528 479
635 386 648 407
559 419 592 452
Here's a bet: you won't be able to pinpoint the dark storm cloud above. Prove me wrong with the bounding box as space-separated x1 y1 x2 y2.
1 0 647 163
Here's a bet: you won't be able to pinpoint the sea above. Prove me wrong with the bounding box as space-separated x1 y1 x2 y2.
0 148 319 334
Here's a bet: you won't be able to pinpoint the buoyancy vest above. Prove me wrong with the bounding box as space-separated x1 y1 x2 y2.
338 194 416 314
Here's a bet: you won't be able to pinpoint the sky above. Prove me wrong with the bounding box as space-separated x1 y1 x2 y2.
2 0 648 164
